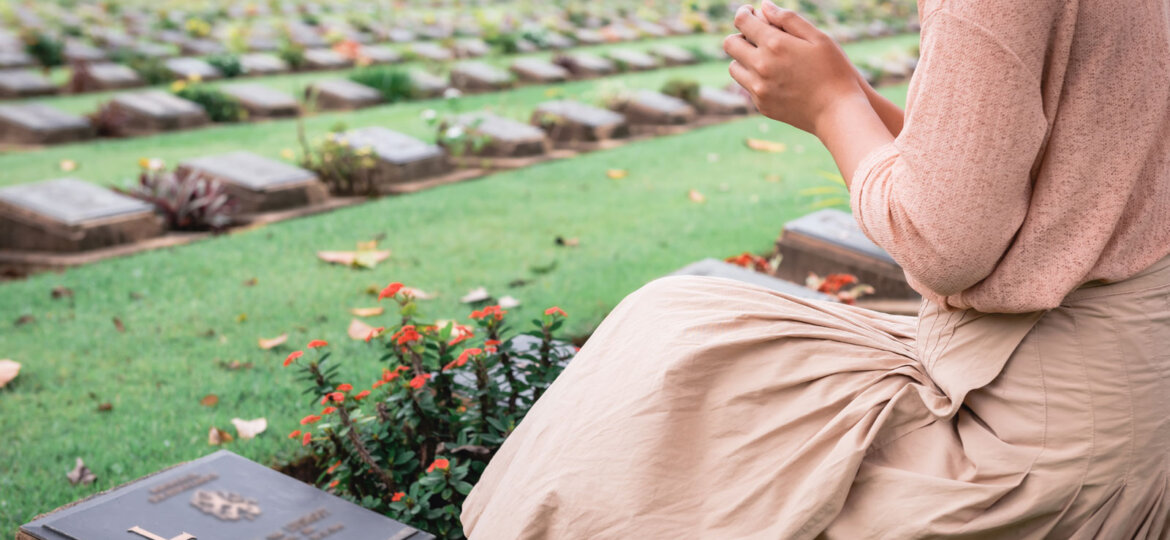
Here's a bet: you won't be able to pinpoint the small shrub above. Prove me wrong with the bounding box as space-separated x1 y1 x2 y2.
207 53 243 78
22 30 64 67
296 122 380 196
428 112 492 158
173 83 247 123
184 17 212 38
110 50 173 85
281 285 574 539
117 162 234 231
349 66 414 103
278 40 307 70
661 78 701 104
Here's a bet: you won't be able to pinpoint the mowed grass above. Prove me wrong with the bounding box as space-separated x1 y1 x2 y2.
0 34 918 190
0 41 913 534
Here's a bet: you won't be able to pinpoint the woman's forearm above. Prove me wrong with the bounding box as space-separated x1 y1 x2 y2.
814 92 896 189
862 81 906 137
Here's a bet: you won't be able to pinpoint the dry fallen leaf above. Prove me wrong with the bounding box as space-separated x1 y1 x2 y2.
231 417 268 440
317 249 391 269
0 359 21 388
200 394 219 407
498 296 521 309
112 317 126 333
460 287 491 304
606 169 628 179
349 307 385 317
97 402 113 412
51 286 74 300
555 236 579 247
208 426 234 446
14 314 34 326
67 458 96 486
242 278 258 287
688 189 706 203
347 318 378 340
745 138 787 153
257 333 288 350
765 173 783 183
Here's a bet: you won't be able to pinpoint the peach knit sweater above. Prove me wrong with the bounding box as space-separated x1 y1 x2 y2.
851 0 1170 313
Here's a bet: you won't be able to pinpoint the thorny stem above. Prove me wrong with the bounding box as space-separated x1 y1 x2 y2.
534 325 554 401
474 356 493 429
488 325 519 414
336 405 397 493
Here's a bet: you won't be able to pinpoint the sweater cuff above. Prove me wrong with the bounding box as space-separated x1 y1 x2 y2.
849 141 900 239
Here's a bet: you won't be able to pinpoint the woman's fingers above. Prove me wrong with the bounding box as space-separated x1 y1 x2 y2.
729 60 761 97
761 0 821 42
732 5 774 47
723 34 757 65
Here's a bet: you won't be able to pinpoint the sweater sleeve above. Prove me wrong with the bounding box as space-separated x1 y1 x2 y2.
850 8 1050 297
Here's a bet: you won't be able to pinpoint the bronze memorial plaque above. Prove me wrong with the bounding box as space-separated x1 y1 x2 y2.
19 450 433 540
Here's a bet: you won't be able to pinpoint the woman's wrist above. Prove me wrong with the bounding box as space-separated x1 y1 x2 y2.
814 91 896 188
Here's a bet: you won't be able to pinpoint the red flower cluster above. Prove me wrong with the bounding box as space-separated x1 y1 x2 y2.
283 350 304 367
322 406 337 415
470 305 506 322
447 324 475 346
300 414 322 425
378 282 403 301
409 374 431 389
816 274 859 295
391 492 405 502
288 430 301 439
319 392 345 404
426 458 450 473
307 340 328 349
365 327 385 343
725 252 772 273
443 347 482 371
326 460 341 474
391 325 421 346
544 306 568 318
354 390 370 401
336 383 353 392
302 432 312 446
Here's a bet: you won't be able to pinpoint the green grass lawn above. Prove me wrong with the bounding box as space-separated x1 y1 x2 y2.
0 41 913 534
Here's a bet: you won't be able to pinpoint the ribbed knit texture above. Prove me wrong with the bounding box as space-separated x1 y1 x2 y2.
851 0 1170 313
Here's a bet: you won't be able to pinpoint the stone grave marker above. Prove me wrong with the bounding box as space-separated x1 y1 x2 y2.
696 86 751 115
303 48 354 70
670 258 839 302
634 20 670 38
543 32 575 50
531 100 630 144
0 104 94 145
358 45 402 65
131 42 174 59
553 53 615 78
155 30 188 46
307 79 382 111
17 450 433 540
287 23 328 48
418 25 454 41
246 35 281 52
220 83 300 119
603 24 641 42
386 28 416 43
0 50 35 69
614 90 696 125
240 53 290 75
663 18 695 35
607 49 660 71
105 90 209 136
408 70 448 98
410 42 454 62
180 38 227 56
63 41 108 63
774 208 916 298
0 69 58 98
573 29 604 45
448 112 548 157
164 57 222 81
0 178 163 253
72 62 144 92
509 57 569 83
454 38 491 58
650 44 697 66
344 127 452 189
449 61 514 92
179 151 326 214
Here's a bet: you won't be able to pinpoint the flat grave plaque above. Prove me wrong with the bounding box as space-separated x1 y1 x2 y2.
345 126 451 189
449 61 514 92
454 38 491 58
74 62 144 91
451 112 548 157
509 58 569 83
386 28 417 43
697 86 751 115
220 83 300 119
418 25 454 41
0 104 94 145
616 90 696 125
179 151 326 214
180 38 227 56
410 42 454 62
63 41 108 63
0 69 57 98
650 44 697 66
18 450 433 540
603 25 641 42
408 70 448 98
543 33 575 50
164 57 222 81
0 178 162 252
247 35 281 52
107 90 209 135
574 29 604 45
132 42 174 59
670 259 839 302
531 100 630 143
663 19 695 35
607 49 660 71
240 53 290 75
0 49 35 69
634 20 670 38
554 53 616 78
308 79 382 111
774 208 916 298
359 45 403 65
287 24 328 48
303 48 353 70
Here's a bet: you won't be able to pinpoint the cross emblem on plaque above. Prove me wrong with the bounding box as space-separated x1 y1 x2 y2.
127 526 196 540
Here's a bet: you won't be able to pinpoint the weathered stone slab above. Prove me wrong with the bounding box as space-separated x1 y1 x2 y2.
449 61 514 92
180 38 226 56
774 208 917 298
574 29 604 45
239 53 289 75
344 126 451 190
0 104 93 145
0 69 57 98
179 151 326 214
663 18 696 35
163 57 222 81
651 44 697 66
697 86 751 115
307 79 382 111
543 33 575 50
634 20 670 38
449 112 548 157
62 41 108 63
671 258 839 301
386 28 416 43
409 70 448 98
287 23 328 48
531 100 630 143
607 49 659 71
454 38 490 58
553 53 615 78
0 50 35 69
509 58 569 83
303 48 354 70
71 62 143 92
614 90 696 125
220 84 300 119
410 42 454 62
106 90 209 135
358 45 402 65
603 24 640 42
418 25 454 41
0 178 163 253
131 42 174 59
17 451 433 540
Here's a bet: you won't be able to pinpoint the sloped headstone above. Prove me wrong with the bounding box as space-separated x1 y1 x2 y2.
697 86 751 115
386 28 416 43
543 33 575 50
573 29 604 45
449 61 514 92
180 38 226 56
307 79 382 111
650 44 697 66
614 90 696 125
0 50 35 69
63 41 108 63
410 42 454 62
287 23 328 48
164 57 222 81
634 20 670 38
607 49 659 71
344 126 451 189
0 69 57 98
220 84 300 119
553 53 615 78
179 151 326 214
358 45 402 65
303 48 354 70
239 53 289 75
0 104 93 145
509 58 569 83
669 259 838 302
72 62 143 91
131 42 174 59
454 38 490 58
408 70 448 98
0 178 163 252
448 112 548 157
531 100 630 143
105 90 209 135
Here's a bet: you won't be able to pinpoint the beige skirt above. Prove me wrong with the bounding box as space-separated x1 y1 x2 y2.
462 256 1170 539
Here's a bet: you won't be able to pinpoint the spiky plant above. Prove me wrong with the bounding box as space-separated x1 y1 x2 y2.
119 166 234 231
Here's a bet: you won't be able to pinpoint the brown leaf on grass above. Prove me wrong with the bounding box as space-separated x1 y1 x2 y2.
0 359 20 388
745 138 787 153
317 250 392 268
51 286 74 300
555 236 579 247
348 318 379 341
765 174 783 183
242 278 258 287
112 317 126 333
200 394 219 407
218 360 253 371
97 402 113 412
14 314 34 326
67 458 96 486
258 333 288 350
460 287 491 304
349 307 385 317
606 169 628 179
688 189 706 203
231 417 267 440
498 296 521 309
208 426 234 446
